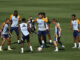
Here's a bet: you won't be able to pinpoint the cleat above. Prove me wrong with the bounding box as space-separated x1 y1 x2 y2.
54 49 58 52
72 46 77 48
0 48 3 52
62 45 65 48
8 48 13 51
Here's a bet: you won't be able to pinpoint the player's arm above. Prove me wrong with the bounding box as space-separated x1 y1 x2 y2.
69 21 73 31
0 23 5 38
57 24 62 37
47 19 51 31
10 15 13 28
27 23 32 34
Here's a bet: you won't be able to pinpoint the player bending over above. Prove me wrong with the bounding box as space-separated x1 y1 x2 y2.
70 14 80 48
10 10 21 44
33 13 48 48
0 18 12 51
53 19 65 52
20 18 33 53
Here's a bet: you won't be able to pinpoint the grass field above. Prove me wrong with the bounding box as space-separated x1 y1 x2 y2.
0 0 80 60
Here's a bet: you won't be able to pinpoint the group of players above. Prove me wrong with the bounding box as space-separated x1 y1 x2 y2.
0 10 80 53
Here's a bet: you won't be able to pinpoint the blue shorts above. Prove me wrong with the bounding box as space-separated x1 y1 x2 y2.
10 27 19 36
22 35 30 42
3 34 9 39
38 31 46 37
73 30 79 37
46 29 50 34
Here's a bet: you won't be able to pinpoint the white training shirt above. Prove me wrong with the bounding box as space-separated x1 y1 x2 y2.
11 16 20 27
2 24 9 34
37 19 46 31
20 23 29 36
71 20 78 30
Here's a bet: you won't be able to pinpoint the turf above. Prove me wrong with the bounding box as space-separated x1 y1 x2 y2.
0 0 80 60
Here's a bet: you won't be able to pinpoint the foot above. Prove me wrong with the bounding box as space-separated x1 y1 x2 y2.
49 42 53 45
62 45 65 48
78 46 80 49
18 40 20 44
72 46 77 48
0 48 3 51
54 49 58 52
8 48 13 51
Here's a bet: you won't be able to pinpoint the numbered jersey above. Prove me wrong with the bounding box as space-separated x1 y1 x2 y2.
2 24 9 34
20 23 29 36
10 14 21 27
71 20 79 30
34 18 48 31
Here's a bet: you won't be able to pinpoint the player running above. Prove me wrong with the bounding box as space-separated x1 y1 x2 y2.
70 14 80 48
41 12 53 44
53 19 65 52
20 18 33 53
33 12 48 48
0 18 12 51
10 10 21 44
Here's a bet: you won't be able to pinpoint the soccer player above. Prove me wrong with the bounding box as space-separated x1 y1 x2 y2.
70 14 80 48
0 18 12 51
10 10 21 44
53 19 64 52
20 18 33 53
28 16 36 33
33 12 48 48
41 12 53 44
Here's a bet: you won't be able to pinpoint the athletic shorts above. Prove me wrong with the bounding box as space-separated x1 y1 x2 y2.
38 31 46 37
10 27 19 36
3 34 9 39
22 35 30 42
73 30 79 37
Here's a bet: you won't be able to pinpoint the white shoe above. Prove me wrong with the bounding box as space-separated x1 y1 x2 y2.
0 48 3 51
21 48 24 53
78 47 80 49
54 49 58 52
8 48 13 51
72 46 77 48
62 45 65 48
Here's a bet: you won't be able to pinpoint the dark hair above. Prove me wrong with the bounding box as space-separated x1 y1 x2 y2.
22 18 26 22
53 18 57 22
42 12 45 16
72 14 76 17
14 10 18 13
5 18 9 22
38 12 43 15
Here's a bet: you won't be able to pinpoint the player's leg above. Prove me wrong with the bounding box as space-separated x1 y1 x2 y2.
58 37 65 48
0 38 6 51
15 27 20 44
38 31 42 47
72 31 78 48
47 30 53 44
0 34 6 51
21 35 25 53
26 35 33 52
7 37 12 50
53 37 58 52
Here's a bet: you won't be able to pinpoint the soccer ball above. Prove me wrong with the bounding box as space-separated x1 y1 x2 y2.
38 47 42 52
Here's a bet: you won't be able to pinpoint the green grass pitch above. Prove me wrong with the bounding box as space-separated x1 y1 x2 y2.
0 0 80 60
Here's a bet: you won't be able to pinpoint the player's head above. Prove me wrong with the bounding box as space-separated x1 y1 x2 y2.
42 12 46 18
14 10 18 17
38 12 43 19
22 18 26 22
30 16 33 20
72 14 76 20
5 18 10 24
52 18 57 24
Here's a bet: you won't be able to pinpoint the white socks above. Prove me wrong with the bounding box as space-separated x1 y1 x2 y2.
42 40 45 44
30 46 33 52
8 45 11 49
78 43 80 47
74 43 77 47
18 40 20 44
50 40 52 43
21 48 24 53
